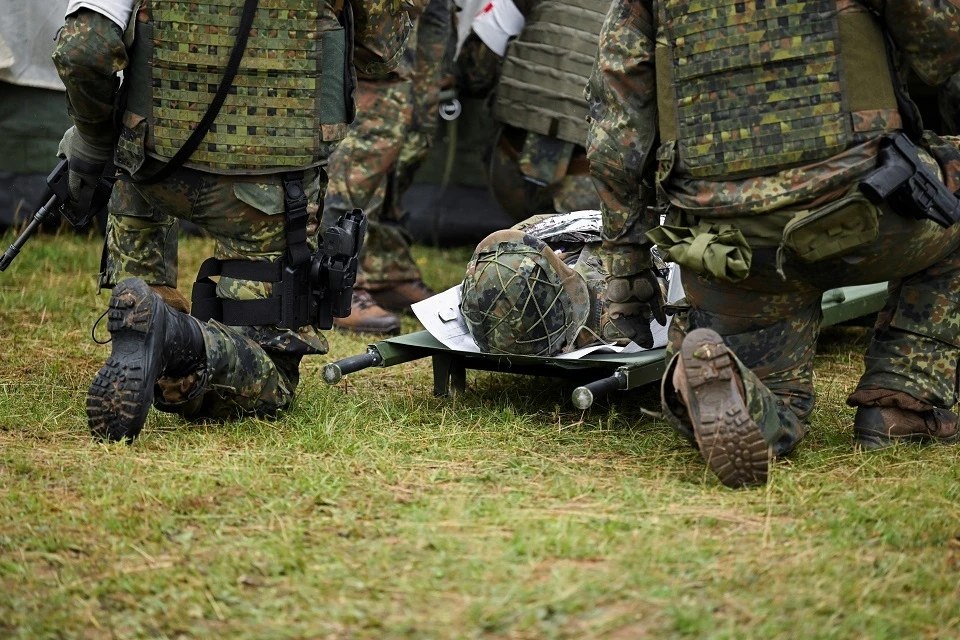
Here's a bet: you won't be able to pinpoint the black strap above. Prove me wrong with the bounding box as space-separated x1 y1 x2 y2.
282 171 311 266
137 0 260 185
191 257 285 326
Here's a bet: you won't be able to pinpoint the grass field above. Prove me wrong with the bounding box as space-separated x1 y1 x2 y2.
1 230 958 639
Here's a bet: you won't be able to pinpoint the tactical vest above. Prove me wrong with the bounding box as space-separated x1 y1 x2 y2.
123 0 352 174
493 0 608 147
655 0 902 180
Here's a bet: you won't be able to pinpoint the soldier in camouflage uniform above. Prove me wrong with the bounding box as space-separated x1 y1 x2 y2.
393 0 454 207
458 0 604 222
54 0 409 440
587 0 960 487
323 0 451 335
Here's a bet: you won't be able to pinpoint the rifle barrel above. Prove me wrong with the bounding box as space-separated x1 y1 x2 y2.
0 194 60 272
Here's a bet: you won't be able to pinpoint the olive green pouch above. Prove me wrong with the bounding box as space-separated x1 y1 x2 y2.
646 221 752 282
781 193 879 263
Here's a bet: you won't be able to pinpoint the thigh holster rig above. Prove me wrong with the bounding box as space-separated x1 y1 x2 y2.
191 172 367 330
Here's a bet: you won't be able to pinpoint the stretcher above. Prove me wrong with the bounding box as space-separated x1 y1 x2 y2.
323 283 888 409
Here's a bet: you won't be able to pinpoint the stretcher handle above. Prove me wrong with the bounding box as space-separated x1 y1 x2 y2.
571 371 627 410
322 350 383 385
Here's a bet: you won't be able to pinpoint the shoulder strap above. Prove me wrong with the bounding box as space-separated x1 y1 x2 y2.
136 0 260 184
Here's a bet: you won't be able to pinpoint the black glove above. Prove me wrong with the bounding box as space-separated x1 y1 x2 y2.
604 270 667 349
57 127 113 223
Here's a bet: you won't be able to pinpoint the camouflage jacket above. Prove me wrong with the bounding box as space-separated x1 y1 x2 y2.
585 0 960 276
53 1 411 154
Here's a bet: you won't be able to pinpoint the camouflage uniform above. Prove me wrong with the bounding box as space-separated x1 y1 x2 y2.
323 0 451 292
55 2 408 420
394 0 453 199
587 0 960 457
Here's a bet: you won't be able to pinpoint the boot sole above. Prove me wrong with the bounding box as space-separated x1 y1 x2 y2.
87 281 161 442
681 328 770 488
855 429 960 451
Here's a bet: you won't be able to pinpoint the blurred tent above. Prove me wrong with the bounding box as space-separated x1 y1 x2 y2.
0 0 73 230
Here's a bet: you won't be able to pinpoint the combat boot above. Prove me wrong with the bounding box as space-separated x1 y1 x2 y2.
370 280 435 312
854 406 959 450
87 277 206 442
671 328 770 488
333 289 401 335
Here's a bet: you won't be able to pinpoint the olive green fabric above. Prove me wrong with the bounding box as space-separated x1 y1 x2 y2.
123 0 350 173
647 222 752 283
493 0 608 147
781 192 880 263
655 0 900 179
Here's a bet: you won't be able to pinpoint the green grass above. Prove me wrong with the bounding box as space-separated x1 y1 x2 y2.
1 231 958 639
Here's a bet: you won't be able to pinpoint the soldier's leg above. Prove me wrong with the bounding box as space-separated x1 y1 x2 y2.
103 178 189 311
369 1 452 311
323 75 419 330
551 173 601 214
89 169 328 438
662 269 823 486
395 0 452 195
174 170 329 417
323 75 415 288
847 260 960 448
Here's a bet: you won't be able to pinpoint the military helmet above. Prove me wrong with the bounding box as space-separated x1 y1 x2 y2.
460 230 591 356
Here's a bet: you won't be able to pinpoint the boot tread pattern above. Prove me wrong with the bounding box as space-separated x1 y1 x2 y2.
682 328 770 488
87 280 160 442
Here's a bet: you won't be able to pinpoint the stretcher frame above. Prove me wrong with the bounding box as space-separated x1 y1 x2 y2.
323 284 887 409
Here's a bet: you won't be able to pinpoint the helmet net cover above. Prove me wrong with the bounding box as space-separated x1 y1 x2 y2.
461 237 574 357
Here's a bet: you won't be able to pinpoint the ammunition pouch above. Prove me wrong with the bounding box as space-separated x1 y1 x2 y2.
781 193 880 263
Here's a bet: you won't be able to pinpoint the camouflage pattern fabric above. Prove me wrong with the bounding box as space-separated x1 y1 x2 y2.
654 0 899 180
461 212 636 355
586 0 960 278
132 0 351 172
587 0 960 452
54 0 411 420
52 10 128 150
324 1 452 291
104 158 329 416
489 126 599 223
663 209 960 455
394 0 452 199
455 33 502 98
322 74 421 290
460 231 590 356
939 72 960 135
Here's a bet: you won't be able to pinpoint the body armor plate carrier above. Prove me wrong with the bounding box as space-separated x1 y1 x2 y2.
124 0 352 173
494 0 608 147
655 0 902 179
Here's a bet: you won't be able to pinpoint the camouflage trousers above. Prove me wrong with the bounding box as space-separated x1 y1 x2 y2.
663 209 960 456
104 161 328 419
323 0 450 290
322 75 421 290
395 0 452 197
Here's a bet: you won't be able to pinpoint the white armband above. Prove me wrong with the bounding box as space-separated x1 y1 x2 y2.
65 0 137 30
471 0 525 57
